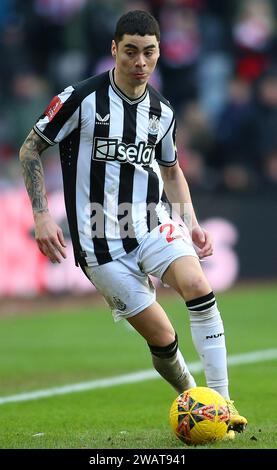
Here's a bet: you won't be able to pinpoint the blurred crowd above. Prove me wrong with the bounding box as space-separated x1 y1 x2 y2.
1 0 277 195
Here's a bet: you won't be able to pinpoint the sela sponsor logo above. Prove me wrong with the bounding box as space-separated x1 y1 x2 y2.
96 113 110 125
45 96 63 121
148 114 160 135
93 137 155 165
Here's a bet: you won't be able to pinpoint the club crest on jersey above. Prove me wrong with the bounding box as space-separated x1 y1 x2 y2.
93 137 155 165
148 115 160 135
96 113 110 125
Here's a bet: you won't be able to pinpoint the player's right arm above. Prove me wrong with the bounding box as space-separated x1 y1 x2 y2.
19 130 66 263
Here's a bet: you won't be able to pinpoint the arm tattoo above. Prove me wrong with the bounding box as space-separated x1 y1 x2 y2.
19 130 51 214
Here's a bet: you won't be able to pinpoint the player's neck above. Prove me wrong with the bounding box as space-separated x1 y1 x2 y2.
113 69 147 100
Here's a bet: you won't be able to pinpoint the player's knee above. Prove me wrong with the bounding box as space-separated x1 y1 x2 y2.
148 331 177 355
147 329 176 348
179 275 210 300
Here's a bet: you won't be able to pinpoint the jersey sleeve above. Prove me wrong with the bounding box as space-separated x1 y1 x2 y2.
34 86 80 145
155 118 177 167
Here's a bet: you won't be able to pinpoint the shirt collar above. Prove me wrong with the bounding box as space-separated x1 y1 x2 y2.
109 69 148 105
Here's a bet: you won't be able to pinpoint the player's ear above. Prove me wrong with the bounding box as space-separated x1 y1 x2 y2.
157 42 160 59
111 40 117 58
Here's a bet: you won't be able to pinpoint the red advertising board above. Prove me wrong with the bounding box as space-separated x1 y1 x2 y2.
0 190 240 297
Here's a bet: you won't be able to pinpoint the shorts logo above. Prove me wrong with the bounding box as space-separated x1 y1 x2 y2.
93 137 155 165
148 115 160 135
96 113 110 125
112 297 127 312
45 96 63 121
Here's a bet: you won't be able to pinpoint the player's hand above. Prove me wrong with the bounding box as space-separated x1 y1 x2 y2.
34 212 67 263
191 225 213 259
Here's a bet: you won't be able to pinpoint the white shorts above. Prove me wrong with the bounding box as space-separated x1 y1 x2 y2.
85 222 198 322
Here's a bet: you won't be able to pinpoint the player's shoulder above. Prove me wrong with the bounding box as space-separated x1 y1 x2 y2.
147 84 175 115
72 70 110 101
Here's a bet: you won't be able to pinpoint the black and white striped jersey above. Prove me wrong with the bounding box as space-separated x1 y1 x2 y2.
34 69 177 267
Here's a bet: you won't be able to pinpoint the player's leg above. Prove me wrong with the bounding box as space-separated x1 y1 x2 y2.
139 223 247 433
162 255 229 398
84 253 195 394
138 224 230 399
127 301 196 393
162 255 247 432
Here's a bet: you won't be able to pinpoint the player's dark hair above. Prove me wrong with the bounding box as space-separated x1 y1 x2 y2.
114 10 160 44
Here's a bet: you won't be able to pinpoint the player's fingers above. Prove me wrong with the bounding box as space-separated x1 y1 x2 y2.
40 246 59 263
198 240 213 256
198 246 213 259
197 232 213 258
194 233 205 248
204 241 213 251
57 228 67 248
51 238 67 259
42 239 63 263
37 239 47 256
205 232 213 248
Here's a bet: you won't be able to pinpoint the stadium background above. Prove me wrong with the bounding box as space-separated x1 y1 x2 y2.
0 0 277 450
1 0 277 296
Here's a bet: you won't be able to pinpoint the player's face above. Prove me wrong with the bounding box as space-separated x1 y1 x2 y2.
112 34 160 88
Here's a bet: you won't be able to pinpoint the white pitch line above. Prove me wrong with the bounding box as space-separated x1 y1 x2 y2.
0 348 276 406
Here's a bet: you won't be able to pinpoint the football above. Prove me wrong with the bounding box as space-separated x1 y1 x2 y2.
169 386 230 446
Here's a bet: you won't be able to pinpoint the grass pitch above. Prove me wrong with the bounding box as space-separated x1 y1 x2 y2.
0 285 276 449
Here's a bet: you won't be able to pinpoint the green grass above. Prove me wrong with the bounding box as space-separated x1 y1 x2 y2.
0 285 276 449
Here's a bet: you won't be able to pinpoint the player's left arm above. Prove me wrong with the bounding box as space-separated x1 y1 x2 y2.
160 162 213 258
